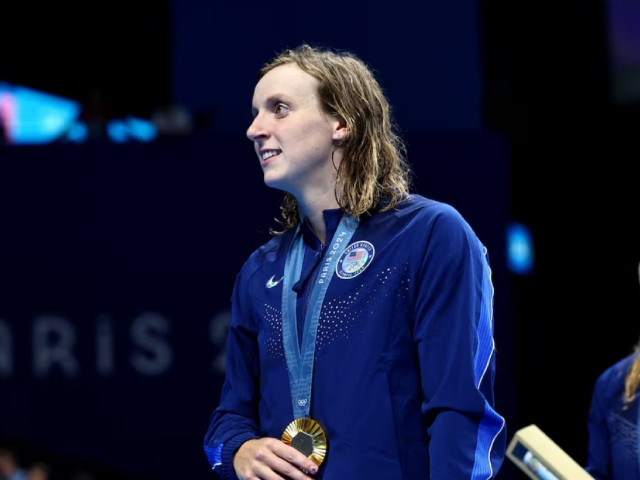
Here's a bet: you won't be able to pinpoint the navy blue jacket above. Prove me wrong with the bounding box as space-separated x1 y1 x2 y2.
204 194 506 479
587 353 640 480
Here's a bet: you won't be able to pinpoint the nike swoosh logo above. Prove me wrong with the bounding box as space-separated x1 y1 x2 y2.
266 275 284 288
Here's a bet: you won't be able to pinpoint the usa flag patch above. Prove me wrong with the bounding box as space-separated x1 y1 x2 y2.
336 241 375 279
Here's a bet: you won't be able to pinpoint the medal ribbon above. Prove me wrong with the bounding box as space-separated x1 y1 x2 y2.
281 214 359 419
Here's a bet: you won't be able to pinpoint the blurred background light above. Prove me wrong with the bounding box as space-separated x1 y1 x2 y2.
0 82 80 144
506 221 534 275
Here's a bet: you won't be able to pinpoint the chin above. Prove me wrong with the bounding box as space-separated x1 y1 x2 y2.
263 174 284 190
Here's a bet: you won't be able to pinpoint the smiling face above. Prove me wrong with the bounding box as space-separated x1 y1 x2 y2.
246 63 344 204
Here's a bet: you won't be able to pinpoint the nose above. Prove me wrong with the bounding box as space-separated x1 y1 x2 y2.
246 114 266 142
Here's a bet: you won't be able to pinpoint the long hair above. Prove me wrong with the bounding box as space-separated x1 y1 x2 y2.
623 260 640 408
624 341 640 408
258 44 412 231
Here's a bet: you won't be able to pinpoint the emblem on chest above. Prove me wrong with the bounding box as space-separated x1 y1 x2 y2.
336 241 375 279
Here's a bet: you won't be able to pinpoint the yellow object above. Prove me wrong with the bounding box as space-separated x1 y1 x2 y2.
506 424 595 480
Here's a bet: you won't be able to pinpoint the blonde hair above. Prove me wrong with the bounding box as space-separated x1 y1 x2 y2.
624 262 640 408
258 44 412 232
624 341 640 408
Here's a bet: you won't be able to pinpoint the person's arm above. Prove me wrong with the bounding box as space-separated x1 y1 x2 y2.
203 260 320 480
203 266 262 479
414 205 506 479
585 371 612 479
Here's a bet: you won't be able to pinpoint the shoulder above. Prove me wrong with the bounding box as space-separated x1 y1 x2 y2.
367 195 485 268
390 194 470 226
237 229 295 282
593 353 637 394
386 194 479 244
589 354 637 413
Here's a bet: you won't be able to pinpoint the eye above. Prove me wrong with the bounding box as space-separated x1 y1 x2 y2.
274 103 290 117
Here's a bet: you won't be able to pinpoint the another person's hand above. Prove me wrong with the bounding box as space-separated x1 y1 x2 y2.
233 437 318 480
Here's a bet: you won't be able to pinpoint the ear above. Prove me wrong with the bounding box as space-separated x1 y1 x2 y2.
332 118 347 141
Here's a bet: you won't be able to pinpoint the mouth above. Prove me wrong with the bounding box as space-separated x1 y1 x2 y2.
260 149 281 163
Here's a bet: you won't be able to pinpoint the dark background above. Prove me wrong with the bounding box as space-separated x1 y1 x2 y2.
1 1 639 479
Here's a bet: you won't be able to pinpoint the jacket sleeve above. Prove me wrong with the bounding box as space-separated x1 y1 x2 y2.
585 363 619 480
414 205 506 479
203 264 261 480
585 353 638 480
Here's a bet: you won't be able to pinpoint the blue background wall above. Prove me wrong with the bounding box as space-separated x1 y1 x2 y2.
171 2 483 134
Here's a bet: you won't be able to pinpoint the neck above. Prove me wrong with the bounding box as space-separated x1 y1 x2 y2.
298 198 341 245
295 173 343 243
302 208 334 245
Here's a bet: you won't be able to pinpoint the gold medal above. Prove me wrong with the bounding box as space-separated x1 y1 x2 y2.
281 417 327 467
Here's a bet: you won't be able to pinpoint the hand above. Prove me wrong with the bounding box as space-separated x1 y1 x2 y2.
233 437 319 480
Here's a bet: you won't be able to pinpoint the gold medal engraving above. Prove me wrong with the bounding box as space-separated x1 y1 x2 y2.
281 417 327 467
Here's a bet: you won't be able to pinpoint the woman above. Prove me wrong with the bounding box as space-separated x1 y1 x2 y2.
203 43 506 480
586 260 640 480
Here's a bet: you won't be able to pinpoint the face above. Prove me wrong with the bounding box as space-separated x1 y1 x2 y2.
246 63 343 199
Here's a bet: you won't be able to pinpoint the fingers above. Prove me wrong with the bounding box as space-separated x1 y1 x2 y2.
234 437 318 480
275 440 319 477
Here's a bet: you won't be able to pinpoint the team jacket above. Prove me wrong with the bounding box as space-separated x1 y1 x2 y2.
203 194 506 479
586 353 640 480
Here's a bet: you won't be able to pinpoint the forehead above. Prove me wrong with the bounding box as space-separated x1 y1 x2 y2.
252 63 319 104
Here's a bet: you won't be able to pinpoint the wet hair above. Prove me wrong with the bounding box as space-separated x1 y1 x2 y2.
258 43 412 231
623 259 640 408
624 342 640 408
